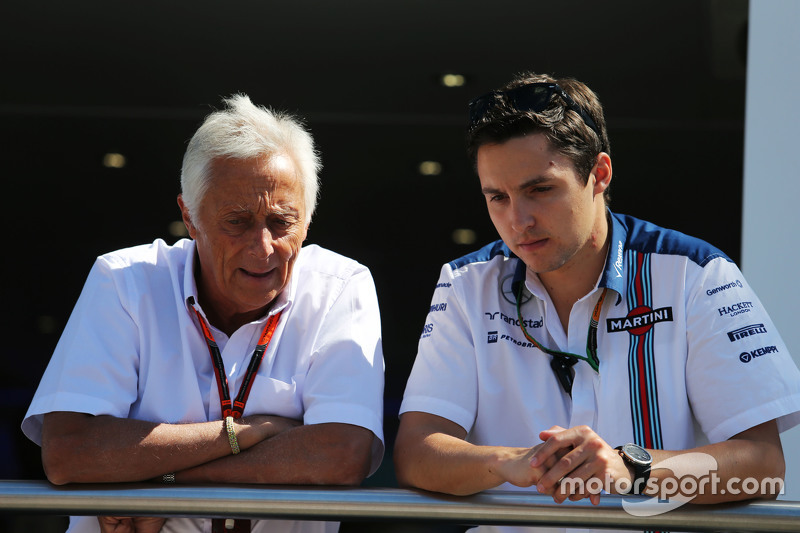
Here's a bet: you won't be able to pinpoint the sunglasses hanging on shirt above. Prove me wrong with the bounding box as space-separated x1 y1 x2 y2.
514 281 607 395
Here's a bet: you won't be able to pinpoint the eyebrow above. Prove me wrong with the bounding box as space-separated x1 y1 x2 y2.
222 203 300 217
481 176 553 195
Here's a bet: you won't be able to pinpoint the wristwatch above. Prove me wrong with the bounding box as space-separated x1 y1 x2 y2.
615 443 652 495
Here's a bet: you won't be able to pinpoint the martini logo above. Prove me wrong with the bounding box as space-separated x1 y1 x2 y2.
607 306 673 335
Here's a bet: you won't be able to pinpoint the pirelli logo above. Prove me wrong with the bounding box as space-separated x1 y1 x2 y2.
727 323 767 342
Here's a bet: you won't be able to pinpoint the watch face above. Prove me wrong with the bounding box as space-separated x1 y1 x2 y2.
623 443 652 464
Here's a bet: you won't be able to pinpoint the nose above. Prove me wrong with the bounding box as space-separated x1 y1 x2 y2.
250 226 274 259
509 198 535 233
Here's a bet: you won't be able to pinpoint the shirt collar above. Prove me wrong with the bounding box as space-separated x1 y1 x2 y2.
598 209 627 298
510 208 628 302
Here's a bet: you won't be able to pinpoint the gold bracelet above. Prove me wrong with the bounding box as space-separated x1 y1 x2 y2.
225 416 240 454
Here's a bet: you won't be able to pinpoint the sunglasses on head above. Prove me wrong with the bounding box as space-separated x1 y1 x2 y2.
468 82 601 138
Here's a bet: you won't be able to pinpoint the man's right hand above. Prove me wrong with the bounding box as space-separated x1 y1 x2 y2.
394 411 556 496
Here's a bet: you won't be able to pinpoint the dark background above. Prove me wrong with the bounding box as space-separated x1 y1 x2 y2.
1 0 748 529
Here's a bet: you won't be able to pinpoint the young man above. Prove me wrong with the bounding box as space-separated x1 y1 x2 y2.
394 72 800 530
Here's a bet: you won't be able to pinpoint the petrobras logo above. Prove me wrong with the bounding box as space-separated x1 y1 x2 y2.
706 279 743 296
498 333 537 348
429 302 447 313
613 240 624 278
435 282 452 289
727 323 767 342
487 331 498 343
718 301 754 318
420 323 434 339
484 311 543 329
739 345 778 363
606 306 673 335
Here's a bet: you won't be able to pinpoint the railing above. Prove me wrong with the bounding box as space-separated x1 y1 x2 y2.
1 480 799 532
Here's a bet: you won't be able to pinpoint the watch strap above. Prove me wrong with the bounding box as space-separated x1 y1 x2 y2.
615 445 651 495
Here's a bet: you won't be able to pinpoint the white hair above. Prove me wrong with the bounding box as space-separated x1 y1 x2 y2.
180 94 321 223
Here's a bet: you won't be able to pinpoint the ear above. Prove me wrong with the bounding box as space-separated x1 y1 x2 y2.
590 152 612 198
176 194 198 239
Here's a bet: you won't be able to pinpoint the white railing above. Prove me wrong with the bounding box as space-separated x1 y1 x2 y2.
1 480 799 531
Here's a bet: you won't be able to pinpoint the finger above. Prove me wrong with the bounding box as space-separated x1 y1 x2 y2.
538 425 567 440
530 429 578 467
537 445 596 493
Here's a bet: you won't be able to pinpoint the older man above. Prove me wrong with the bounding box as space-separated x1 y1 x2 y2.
22 94 385 533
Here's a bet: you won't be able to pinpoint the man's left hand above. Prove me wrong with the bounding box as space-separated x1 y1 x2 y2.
98 516 166 533
530 425 631 505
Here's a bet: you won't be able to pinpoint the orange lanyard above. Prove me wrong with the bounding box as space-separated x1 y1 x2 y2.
191 303 282 418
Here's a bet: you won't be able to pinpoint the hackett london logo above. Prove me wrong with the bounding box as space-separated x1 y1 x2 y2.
607 306 674 335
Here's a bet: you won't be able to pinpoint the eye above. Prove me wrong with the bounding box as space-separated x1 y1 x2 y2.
488 193 507 203
270 215 297 231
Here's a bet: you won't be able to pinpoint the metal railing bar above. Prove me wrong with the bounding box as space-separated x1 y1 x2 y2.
1 480 798 532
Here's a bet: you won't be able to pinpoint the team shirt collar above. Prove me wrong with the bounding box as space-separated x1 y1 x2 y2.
599 209 627 298
510 209 628 302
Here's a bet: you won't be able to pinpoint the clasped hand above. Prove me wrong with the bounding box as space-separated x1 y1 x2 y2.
529 425 633 505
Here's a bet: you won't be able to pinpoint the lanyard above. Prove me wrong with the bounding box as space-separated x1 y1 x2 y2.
190 302 282 419
513 261 608 394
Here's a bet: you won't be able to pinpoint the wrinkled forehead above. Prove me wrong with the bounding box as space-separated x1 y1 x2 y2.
204 155 305 212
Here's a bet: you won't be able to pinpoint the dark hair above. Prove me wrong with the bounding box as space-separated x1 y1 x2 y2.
467 72 610 197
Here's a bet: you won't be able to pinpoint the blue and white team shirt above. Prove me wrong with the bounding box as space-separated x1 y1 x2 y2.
401 211 800 482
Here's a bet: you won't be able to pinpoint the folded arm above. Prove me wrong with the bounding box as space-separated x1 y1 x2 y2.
393 411 552 496
176 422 375 485
41 411 299 485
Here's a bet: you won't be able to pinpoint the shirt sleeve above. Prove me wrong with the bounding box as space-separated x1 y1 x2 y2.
685 257 800 443
21 256 141 445
399 263 479 434
300 264 386 476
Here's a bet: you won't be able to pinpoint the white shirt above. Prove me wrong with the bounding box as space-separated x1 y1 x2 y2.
400 212 800 533
23 239 385 533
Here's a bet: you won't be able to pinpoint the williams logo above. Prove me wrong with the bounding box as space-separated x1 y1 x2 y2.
488 331 498 343
739 345 778 363
727 323 767 342
607 306 673 335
